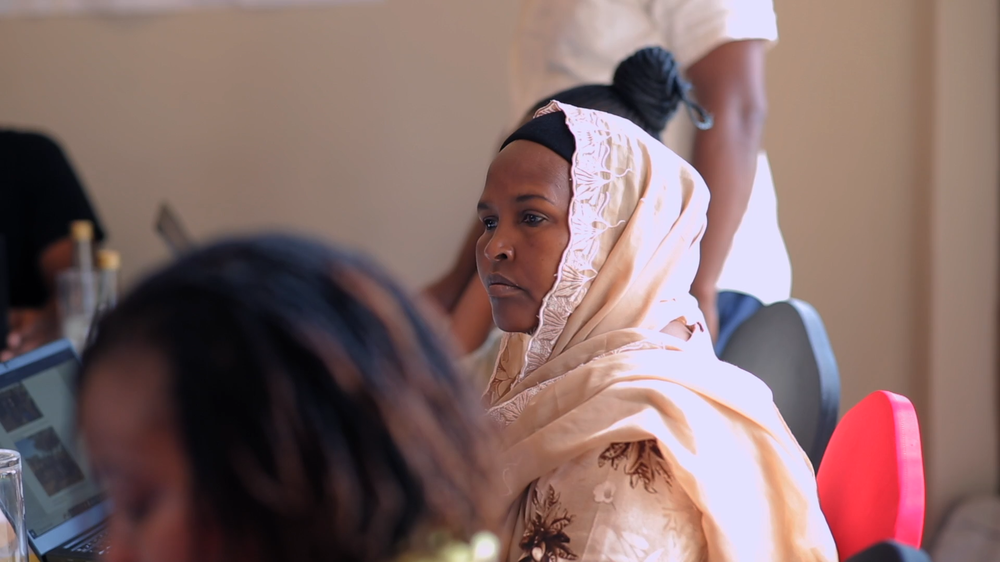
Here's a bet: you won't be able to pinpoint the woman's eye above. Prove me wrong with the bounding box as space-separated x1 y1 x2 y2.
482 217 498 230
523 213 545 226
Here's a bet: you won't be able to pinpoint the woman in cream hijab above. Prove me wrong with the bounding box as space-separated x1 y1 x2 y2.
476 102 836 562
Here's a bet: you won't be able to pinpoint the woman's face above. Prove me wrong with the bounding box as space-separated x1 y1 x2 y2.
476 141 572 333
79 349 221 562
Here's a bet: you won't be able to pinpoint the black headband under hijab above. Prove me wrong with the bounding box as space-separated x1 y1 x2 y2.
500 111 576 164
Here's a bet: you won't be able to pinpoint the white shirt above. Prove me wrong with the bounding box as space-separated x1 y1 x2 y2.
510 0 792 305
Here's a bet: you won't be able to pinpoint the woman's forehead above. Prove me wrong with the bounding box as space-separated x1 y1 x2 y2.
485 143 571 193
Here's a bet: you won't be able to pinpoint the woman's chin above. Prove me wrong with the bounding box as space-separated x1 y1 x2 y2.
492 310 539 335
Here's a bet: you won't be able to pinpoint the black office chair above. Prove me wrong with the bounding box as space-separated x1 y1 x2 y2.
847 542 932 562
720 299 840 469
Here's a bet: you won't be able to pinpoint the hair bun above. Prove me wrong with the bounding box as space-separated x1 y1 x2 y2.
612 46 687 135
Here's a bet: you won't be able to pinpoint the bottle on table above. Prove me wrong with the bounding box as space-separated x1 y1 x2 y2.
70 220 94 274
95 249 120 316
70 220 96 313
61 220 97 351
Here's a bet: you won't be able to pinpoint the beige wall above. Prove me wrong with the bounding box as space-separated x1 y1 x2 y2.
766 0 999 533
0 0 995 539
0 0 517 286
926 0 999 535
767 0 928 413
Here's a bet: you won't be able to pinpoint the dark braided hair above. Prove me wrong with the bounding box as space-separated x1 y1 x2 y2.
78 234 499 562
529 46 713 139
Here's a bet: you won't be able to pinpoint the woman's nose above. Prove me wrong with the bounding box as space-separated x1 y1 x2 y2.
483 228 514 262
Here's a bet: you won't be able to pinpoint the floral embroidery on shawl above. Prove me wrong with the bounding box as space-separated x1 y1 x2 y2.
517 104 630 384
487 376 563 427
487 341 667 427
486 339 513 405
598 440 673 494
519 486 579 562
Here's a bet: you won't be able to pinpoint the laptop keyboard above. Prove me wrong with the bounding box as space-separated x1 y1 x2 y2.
69 526 110 556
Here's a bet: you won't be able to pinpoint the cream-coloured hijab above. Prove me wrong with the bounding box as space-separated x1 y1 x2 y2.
486 102 836 561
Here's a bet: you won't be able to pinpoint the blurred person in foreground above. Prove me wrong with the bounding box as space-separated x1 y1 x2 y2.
76 234 500 562
1 129 105 361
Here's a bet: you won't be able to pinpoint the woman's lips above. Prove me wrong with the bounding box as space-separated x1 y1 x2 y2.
485 273 523 298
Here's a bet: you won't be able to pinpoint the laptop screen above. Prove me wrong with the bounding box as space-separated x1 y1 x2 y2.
0 342 104 542
155 203 193 256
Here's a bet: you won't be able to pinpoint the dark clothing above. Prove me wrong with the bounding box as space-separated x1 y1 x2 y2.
501 111 576 163
714 290 764 356
845 542 931 562
0 130 105 308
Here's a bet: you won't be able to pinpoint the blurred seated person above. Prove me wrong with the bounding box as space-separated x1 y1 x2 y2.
0 129 105 361
424 47 708 389
77 234 500 562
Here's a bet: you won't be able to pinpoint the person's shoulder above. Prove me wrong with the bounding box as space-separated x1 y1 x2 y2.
656 0 776 12
0 128 66 158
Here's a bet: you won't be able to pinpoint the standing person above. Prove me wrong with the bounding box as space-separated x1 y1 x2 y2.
0 129 106 360
511 0 791 353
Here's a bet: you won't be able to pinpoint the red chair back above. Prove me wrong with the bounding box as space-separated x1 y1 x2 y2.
816 391 925 560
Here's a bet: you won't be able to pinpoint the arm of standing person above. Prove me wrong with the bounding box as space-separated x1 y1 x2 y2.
422 219 483 314
422 223 496 355
685 39 769 341
423 120 531 317
423 122 534 351
449 275 495 355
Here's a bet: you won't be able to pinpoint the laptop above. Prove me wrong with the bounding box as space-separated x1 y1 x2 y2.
154 202 194 256
0 340 109 561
